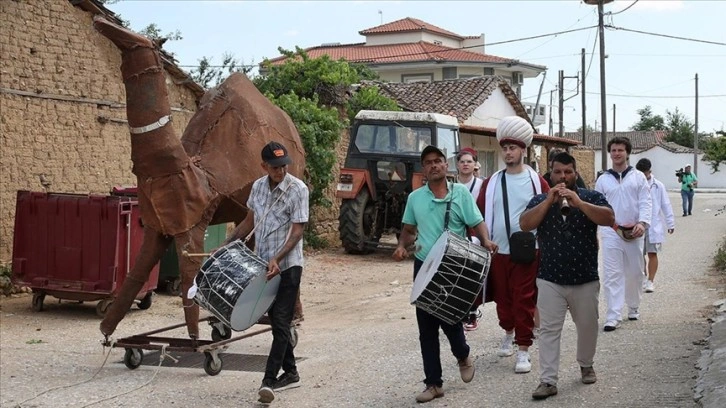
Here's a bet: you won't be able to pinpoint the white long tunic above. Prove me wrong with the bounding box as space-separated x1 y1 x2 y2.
595 167 652 238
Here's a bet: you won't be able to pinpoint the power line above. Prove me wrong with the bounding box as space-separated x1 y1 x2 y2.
607 25 726 46
607 0 639 16
585 91 726 98
484 26 597 47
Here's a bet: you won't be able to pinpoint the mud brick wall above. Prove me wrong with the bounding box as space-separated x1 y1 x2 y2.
571 148 595 188
0 0 199 262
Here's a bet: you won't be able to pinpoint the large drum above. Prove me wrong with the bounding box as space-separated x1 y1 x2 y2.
411 231 491 325
193 240 279 331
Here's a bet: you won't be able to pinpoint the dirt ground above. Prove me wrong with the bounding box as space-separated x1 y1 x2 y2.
1 192 725 408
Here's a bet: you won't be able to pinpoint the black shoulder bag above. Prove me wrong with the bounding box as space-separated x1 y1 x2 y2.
501 173 537 264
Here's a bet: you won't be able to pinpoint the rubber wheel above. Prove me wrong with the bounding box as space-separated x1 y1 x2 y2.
137 292 153 310
290 325 299 348
211 325 232 342
123 348 143 369
339 188 379 254
166 277 182 296
31 293 45 312
95 299 112 318
203 352 222 376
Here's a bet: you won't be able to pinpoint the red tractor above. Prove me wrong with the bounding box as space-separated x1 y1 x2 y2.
336 110 460 253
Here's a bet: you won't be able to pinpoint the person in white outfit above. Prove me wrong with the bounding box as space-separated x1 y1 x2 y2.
635 158 675 293
594 137 652 332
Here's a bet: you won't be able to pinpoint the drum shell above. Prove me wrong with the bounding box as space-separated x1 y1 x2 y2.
411 231 491 325
194 240 279 331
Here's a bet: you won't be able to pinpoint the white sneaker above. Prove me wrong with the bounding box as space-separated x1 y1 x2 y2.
644 280 655 293
628 307 640 321
514 350 531 373
497 332 515 357
603 320 621 332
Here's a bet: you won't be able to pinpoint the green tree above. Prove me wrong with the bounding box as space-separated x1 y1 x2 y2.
190 53 251 89
255 47 399 208
138 23 182 44
576 124 596 133
703 130 726 173
631 106 665 131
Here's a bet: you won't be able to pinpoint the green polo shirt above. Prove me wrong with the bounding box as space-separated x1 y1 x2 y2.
402 182 484 261
680 173 697 191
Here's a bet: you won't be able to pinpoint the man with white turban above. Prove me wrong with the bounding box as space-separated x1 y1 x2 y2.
475 116 550 374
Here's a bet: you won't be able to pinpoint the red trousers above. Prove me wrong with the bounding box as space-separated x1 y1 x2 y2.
486 253 538 347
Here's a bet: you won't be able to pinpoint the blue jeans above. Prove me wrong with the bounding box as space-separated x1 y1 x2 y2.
264 266 302 382
414 258 470 387
681 189 695 215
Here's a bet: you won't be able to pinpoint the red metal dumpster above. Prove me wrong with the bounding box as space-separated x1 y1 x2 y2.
11 190 159 317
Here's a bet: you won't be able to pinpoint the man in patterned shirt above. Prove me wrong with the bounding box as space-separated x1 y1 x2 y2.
520 152 614 400
224 141 309 404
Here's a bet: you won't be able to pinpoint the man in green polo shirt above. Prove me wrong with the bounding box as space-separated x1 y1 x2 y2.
393 145 497 403
678 163 698 216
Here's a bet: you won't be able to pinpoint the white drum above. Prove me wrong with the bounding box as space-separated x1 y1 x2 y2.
193 240 279 331
411 231 491 325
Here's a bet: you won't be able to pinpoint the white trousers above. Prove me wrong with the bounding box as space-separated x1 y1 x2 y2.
601 232 644 322
537 279 600 386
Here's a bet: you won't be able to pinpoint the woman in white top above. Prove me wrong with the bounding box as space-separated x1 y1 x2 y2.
456 147 484 331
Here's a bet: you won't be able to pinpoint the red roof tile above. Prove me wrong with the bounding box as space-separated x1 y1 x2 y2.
266 41 515 66
359 17 465 40
563 130 667 151
363 76 530 125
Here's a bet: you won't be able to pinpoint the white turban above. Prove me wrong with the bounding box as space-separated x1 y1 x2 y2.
496 116 534 148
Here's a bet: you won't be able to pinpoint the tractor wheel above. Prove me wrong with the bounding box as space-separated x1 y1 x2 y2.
339 188 378 254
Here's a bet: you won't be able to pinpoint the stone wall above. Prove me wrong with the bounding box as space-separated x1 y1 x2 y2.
0 0 199 262
310 127 350 246
571 148 595 188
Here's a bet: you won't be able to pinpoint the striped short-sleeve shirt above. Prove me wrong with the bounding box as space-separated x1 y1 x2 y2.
247 173 309 270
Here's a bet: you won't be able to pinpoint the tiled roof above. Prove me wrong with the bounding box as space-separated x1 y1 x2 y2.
359 17 464 40
460 124 579 146
265 41 516 66
563 130 667 151
364 76 529 123
651 141 700 154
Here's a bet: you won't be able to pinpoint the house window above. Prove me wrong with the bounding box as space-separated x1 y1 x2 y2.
483 68 495 76
443 67 457 80
401 73 434 83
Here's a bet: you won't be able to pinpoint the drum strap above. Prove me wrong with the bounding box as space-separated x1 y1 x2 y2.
245 183 289 243
443 186 453 231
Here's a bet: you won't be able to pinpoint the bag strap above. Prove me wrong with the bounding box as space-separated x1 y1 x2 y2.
501 173 511 238
244 181 289 243
443 182 453 231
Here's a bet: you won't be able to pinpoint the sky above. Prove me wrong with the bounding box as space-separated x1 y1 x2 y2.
108 0 726 136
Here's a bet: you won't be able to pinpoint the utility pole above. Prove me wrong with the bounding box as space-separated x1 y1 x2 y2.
559 70 565 138
694 73 699 174
585 0 612 171
612 104 616 135
581 48 587 145
532 71 547 124
549 90 554 136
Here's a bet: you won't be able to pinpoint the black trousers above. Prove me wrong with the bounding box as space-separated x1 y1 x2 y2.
414 259 470 387
264 266 302 382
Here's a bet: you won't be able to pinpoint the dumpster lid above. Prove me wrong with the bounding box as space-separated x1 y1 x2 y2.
111 186 138 196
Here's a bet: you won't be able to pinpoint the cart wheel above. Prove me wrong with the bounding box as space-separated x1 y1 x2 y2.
211 325 232 342
31 293 45 312
167 277 181 296
203 352 223 376
290 325 299 348
137 292 153 310
96 299 113 318
123 348 144 370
